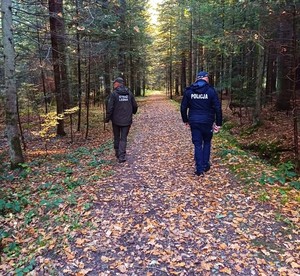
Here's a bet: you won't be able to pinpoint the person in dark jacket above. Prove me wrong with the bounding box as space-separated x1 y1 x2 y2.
105 77 138 163
180 71 222 176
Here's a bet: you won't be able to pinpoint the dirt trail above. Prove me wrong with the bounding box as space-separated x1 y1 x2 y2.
64 93 299 275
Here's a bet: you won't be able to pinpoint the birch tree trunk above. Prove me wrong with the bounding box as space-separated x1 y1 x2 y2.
2 0 25 169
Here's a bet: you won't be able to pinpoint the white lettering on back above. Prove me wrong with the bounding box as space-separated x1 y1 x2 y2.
191 93 208 99
119 95 129 101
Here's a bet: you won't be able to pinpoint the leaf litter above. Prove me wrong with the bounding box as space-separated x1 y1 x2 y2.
0 93 299 275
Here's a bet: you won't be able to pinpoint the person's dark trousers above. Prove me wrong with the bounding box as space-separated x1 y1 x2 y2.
112 123 130 161
190 123 213 174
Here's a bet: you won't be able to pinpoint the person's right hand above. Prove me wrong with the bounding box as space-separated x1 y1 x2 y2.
213 124 221 133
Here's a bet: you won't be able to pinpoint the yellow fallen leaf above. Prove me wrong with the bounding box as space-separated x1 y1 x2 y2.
235 264 243 273
198 227 210 234
201 261 212 270
261 249 270 256
219 243 227 249
220 267 232 274
117 264 127 273
76 269 93 276
291 262 300 269
101 256 110 263
256 258 267 265
175 262 185 267
286 257 294 263
65 251 75 260
75 238 86 246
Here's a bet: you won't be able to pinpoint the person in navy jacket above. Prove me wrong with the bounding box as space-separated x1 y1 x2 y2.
180 71 222 176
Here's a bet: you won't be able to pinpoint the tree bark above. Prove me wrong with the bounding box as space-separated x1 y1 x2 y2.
275 10 293 111
2 0 25 168
49 0 69 136
253 43 265 126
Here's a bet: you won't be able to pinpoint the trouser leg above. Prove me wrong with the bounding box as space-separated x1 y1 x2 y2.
118 125 130 161
190 124 204 173
203 135 213 169
112 124 121 158
202 125 213 170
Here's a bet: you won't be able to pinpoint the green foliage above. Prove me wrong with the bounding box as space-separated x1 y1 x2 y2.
221 121 235 131
15 259 36 276
55 165 73 176
40 198 64 211
259 162 299 189
70 147 91 157
0 199 22 215
24 209 37 225
258 190 270 202
4 241 21 257
289 181 300 190
242 141 282 164
17 163 32 179
215 131 299 190
63 177 85 190
88 157 111 167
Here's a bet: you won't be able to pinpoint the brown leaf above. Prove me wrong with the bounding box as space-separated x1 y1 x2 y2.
117 264 127 273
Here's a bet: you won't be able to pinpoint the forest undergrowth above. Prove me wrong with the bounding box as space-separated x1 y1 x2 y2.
0 91 299 275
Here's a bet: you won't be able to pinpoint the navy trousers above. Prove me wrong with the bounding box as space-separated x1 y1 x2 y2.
112 124 130 160
189 123 213 173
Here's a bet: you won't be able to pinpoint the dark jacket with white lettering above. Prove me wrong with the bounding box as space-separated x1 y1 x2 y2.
180 80 222 126
106 85 138 126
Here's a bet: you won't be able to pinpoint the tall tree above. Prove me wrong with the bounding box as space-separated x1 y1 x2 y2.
275 7 294 111
49 0 70 136
2 0 25 168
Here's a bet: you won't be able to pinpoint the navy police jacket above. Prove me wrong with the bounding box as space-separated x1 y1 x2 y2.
106 86 138 126
180 80 222 126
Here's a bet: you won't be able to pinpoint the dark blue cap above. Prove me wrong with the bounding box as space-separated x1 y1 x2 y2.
197 71 209 79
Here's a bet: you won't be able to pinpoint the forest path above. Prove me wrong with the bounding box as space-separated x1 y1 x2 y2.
64 92 298 275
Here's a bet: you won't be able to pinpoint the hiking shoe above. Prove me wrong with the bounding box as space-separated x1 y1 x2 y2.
118 158 126 163
194 171 204 177
204 165 210 172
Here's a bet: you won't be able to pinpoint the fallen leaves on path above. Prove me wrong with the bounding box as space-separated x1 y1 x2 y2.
1 93 299 275
54 94 299 275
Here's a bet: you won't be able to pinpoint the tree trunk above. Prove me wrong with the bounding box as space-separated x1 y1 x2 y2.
2 0 25 168
291 5 300 170
118 0 126 75
253 43 264 126
181 52 186 95
76 0 82 131
275 10 293 111
49 0 69 136
265 45 277 103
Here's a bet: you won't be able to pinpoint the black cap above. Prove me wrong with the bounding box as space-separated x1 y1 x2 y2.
113 77 124 84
